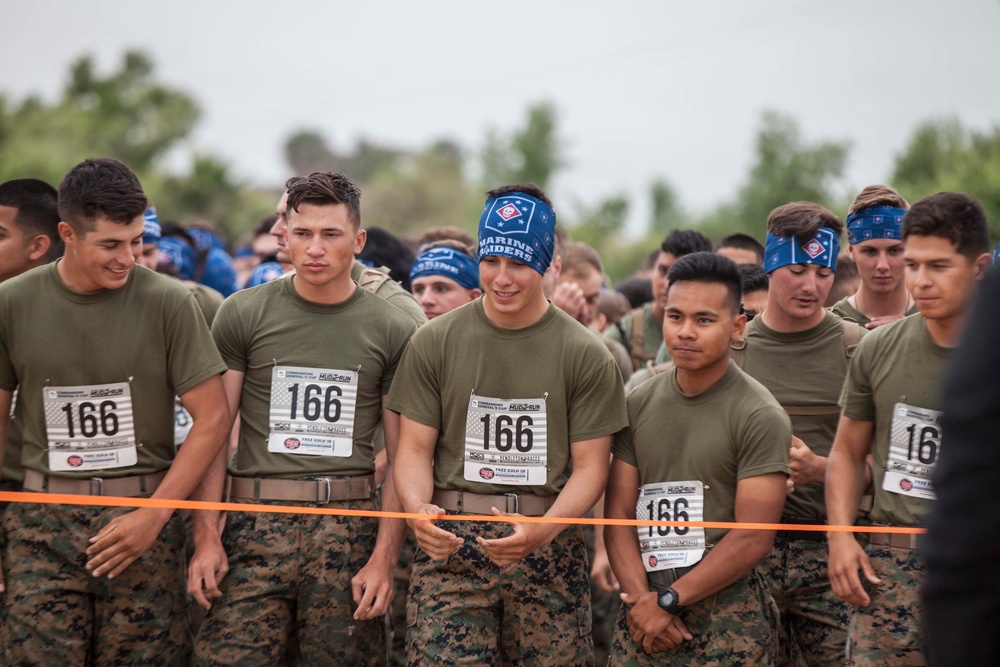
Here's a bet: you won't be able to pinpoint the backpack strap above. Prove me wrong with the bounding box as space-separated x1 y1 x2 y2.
729 321 751 368
842 318 862 359
357 266 392 293
630 306 647 372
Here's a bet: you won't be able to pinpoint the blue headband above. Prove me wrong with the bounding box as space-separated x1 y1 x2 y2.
846 205 906 245
157 237 197 281
143 208 161 244
477 192 556 276
993 241 1000 265
410 247 480 290
764 228 841 274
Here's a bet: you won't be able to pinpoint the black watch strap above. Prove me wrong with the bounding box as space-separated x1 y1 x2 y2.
657 585 685 615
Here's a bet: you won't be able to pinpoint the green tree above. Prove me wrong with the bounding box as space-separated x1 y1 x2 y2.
698 111 850 240
892 118 1000 240
648 179 686 235
481 101 565 189
283 131 402 184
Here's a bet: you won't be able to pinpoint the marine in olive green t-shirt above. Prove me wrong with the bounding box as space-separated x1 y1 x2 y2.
840 314 947 527
351 261 427 328
212 275 416 478
604 302 663 369
613 363 791 572
740 310 866 520
386 298 627 497
0 262 226 479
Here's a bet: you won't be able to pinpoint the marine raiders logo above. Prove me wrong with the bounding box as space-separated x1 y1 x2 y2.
485 196 536 235
496 204 522 222
802 238 824 259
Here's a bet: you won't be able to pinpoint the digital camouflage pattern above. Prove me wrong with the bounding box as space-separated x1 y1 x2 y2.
762 536 849 666
387 531 418 667
194 497 385 666
609 569 779 666
3 500 188 666
846 544 926 666
406 518 593 667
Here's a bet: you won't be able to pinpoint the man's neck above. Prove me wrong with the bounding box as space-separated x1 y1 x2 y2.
925 312 967 348
291 274 356 305
484 294 550 330
676 358 731 397
760 306 825 334
852 285 911 319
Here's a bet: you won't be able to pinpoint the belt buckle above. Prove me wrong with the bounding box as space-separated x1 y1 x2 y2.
504 493 520 514
309 477 331 505
89 477 105 496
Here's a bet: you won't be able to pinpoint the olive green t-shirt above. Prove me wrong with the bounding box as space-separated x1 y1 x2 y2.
351 262 427 328
0 262 226 478
212 276 416 478
604 302 663 367
841 314 948 527
739 311 866 520
614 364 790 554
386 298 628 496
830 295 919 328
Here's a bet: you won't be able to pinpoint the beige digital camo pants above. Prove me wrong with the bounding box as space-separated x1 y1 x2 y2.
406 519 593 667
846 543 927 666
3 500 189 666
193 498 385 666
609 569 779 666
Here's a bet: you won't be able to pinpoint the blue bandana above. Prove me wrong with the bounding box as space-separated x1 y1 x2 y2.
245 261 285 288
993 241 1000 265
846 205 906 245
764 228 841 274
410 247 480 290
157 237 197 280
143 208 161 244
477 192 556 276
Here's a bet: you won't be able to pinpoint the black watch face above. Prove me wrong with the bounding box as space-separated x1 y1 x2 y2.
658 588 677 609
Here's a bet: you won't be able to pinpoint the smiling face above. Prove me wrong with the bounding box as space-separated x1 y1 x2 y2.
849 238 906 295
764 263 835 332
58 214 144 293
285 202 365 302
478 255 549 329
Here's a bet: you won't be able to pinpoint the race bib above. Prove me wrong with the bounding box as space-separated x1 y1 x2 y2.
174 398 192 448
267 366 357 457
883 402 941 501
43 382 137 472
464 394 547 486
636 481 706 572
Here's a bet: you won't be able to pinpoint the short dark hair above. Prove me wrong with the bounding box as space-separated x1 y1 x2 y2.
254 213 278 237
357 226 416 291
423 238 476 259
286 172 362 228
766 202 844 242
418 226 476 250
661 229 712 257
614 276 652 309
666 251 742 314
737 262 769 294
486 183 553 208
902 192 990 260
715 233 765 264
560 241 604 277
57 158 147 234
0 178 62 261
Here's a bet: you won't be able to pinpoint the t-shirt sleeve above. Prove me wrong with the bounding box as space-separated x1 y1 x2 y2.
384 331 442 430
166 292 228 396
384 291 428 328
380 319 417 397
0 298 15 391
611 392 639 466
736 404 792 480
840 333 877 422
211 296 249 373
568 349 628 443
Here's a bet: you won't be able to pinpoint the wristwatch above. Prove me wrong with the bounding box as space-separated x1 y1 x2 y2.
656 585 685 615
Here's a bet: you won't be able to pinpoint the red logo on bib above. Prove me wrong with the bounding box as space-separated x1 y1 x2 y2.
284 438 301 450
900 478 913 491
67 455 84 468
648 555 658 568
479 468 495 480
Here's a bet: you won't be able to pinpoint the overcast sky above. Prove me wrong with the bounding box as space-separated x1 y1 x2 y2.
3 0 999 235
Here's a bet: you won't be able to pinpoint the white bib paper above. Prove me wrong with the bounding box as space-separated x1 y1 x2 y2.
883 402 941 501
173 398 192 448
43 382 137 472
636 480 706 571
464 394 547 486
267 366 357 457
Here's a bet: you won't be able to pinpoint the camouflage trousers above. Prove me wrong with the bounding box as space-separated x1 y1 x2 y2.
406 519 593 666
846 543 926 666
762 536 850 666
609 568 779 666
2 499 189 666
387 530 417 667
193 498 385 666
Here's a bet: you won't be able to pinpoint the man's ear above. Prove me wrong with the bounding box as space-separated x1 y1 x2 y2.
26 234 52 262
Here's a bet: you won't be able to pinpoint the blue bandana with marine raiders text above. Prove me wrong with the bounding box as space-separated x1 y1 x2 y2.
477 192 556 276
764 227 840 274
846 205 905 246
410 247 480 290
